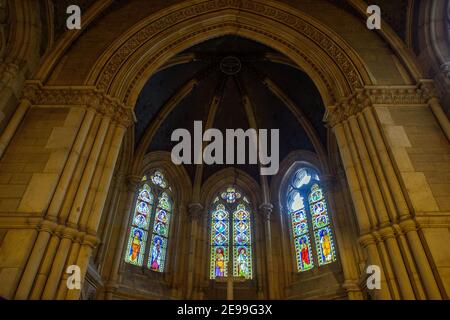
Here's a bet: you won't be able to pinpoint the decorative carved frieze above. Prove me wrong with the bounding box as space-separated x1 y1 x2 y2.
95 0 364 101
22 82 134 127
324 82 437 127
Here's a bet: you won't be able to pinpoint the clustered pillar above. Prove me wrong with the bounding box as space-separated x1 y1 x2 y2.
13 95 132 300
326 92 442 300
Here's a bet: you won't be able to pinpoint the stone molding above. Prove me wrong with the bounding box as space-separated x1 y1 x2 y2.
93 0 366 101
324 82 438 127
22 81 134 127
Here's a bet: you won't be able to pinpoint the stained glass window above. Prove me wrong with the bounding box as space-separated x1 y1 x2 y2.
125 170 173 273
286 167 336 272
210 187 252 280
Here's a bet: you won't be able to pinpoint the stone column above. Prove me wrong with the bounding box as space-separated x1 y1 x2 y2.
359 234 392 299
333 123 372 233
41 227 78 299
347 115 391 226
29 232 61 299
399 220 442 299
259 203 276 299
47 107 96 221
65 235 98 300
66 124 126 300
186 202 203 299
321 175 363 300
0 98 30 158
66 116 111 228
361 107 410 219
378 227 415 299
428 97 450 141
14 220 56 299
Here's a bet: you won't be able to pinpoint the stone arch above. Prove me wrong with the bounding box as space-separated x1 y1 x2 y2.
84 0 374 108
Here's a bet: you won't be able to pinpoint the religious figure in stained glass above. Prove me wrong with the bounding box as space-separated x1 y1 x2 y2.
214 247 226 277
125 227 147 266
124 170 173 273
210 188 252 280
149 235 165 271
287 167 337 272
236 247 248 277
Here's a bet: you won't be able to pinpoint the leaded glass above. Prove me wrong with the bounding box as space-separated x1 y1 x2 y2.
221 187 241 203
287 168 337 272
294 234 313 271
124 170 173 273
210 246 229 278
148 234 167 272
151 171 167 188
210 188 252 280
125 227 147 266
232 204 252 279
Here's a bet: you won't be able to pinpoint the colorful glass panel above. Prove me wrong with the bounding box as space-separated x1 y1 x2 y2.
125 227 147 266
233 246 252 278
314 227 336 265
153 207 170 237
294 234 314 271
221 187 241 203
292 169 311 188
210 188 252 280
151 171 167 188
157 192 172 211
148 234 167 272
288 169 337 272
125 171 173 272
210 246 229 279
232 204 252 279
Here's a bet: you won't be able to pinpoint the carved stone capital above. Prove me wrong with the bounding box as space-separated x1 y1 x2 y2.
358 233 376 248
399 219 418 234
82 233 100 248
38 219 58 234
258 203 274 222
418 79 440 101
188 203 204 220
377 226 396 241
325 83 434 127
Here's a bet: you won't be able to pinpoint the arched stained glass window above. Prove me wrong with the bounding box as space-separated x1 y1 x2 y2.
210 187 253 280
125 171 173 272
287 167 337 272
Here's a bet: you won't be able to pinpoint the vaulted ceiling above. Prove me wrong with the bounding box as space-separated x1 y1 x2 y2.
134 36 326 182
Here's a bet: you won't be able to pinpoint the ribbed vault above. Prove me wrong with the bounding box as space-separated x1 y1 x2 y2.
134 36 327 183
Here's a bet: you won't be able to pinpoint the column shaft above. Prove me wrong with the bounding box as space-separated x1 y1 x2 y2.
0 99 30 158
14 226 52 299
87 125 126 233
333 124 372 232
29 235 60 299
41 236 73 299
348 116 390 225
47 108 95 220
429 97 450 141
401 221 442 299
362 108 410 219
67 116 110 226
356 112 397 222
